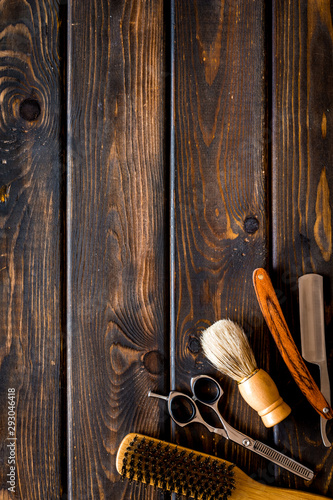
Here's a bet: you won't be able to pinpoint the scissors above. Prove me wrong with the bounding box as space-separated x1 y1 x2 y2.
148 374 314 481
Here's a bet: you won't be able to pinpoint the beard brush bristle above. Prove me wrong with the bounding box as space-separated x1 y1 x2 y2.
200 319 257 382
116 433 235 499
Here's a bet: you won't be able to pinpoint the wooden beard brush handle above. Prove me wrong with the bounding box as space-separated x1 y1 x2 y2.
253 268 333 420
238 368 291 427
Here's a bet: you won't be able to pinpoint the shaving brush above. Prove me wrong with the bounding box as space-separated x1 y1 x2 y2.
201 319 291 427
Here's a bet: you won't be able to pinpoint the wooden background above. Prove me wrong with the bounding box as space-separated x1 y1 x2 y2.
0 0 332 498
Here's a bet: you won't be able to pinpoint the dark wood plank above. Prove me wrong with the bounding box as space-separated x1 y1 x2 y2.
171 0 271 481
0 0 62 498
272 0 333 496
67 1 167 498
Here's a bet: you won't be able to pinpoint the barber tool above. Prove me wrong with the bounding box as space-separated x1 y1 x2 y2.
148 374 313 480
200 319 291 427
299 274 331 447
117 434 325 500
117 434 323 500
253 268 333 420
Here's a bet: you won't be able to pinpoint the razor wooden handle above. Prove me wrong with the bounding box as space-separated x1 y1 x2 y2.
253 268 333 420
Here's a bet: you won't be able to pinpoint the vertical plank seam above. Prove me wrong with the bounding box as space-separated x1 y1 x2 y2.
66 0 73 497
59 2 69 497
170 0 176 395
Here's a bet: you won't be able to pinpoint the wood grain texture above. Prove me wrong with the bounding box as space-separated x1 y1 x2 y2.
171 0 271 480
272 0 333 495
0 0 62 498
67 1 167 498
1 1 332 499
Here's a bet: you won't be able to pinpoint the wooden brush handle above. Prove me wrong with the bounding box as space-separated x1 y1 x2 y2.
253 268 333 420
238 369 291 427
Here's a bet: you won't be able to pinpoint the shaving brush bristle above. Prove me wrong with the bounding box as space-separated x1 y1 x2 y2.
201 319 257 382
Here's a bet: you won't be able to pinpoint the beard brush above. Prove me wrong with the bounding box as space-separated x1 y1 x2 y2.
200 319 291 427
116 433 325 499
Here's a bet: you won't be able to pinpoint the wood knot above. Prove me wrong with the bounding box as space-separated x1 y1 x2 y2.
19 98 41 122
244 216 259 234
143 350 164 375
188 336 201 354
